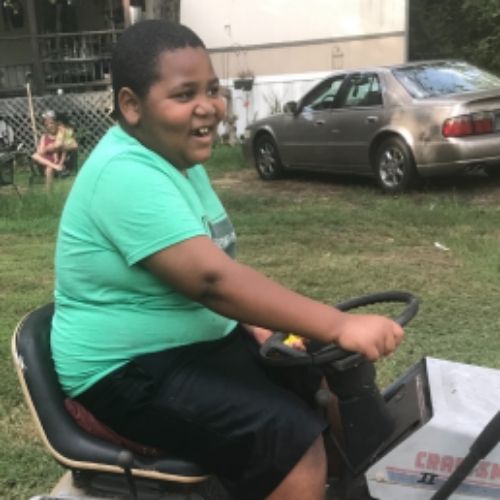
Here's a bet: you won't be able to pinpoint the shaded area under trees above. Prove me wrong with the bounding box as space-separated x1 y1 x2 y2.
410 0 500 75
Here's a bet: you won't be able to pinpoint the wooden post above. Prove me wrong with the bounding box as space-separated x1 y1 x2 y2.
25 80 38 147
25 0 45 95
122 0 131 27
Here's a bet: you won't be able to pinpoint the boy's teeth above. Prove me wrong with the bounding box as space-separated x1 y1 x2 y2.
194 127 209 136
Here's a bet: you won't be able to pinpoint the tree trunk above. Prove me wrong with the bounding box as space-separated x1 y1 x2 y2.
145 0 180 22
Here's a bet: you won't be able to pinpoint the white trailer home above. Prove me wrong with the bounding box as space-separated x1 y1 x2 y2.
181 0 409 137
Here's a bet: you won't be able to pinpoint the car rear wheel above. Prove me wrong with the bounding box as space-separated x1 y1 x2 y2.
374 137 417 194
254 134 284 180
485 164 500 180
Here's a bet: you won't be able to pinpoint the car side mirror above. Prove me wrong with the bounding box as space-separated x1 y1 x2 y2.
284 101 298 114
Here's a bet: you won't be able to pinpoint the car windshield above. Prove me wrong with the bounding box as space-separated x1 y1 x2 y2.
392 61 500 98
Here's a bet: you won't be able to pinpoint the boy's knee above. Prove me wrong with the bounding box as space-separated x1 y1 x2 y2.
306 436 327 467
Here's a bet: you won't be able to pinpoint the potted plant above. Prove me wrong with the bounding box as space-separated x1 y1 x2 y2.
234 70 255 91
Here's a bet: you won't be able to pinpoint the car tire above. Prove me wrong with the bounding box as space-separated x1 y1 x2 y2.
254 134 284 180
485 164 500 180
374 137 417 194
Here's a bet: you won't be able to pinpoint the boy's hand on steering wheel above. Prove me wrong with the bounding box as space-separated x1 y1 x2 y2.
332 312 404 361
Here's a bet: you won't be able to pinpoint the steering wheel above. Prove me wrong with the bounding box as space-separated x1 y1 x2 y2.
260 290 419 369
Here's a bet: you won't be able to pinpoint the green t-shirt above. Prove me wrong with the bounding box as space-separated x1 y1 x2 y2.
51 125 237 397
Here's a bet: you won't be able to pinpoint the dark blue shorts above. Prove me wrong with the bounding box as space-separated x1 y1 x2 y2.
76 325 327 500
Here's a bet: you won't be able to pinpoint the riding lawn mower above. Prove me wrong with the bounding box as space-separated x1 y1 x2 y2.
12 291 500 499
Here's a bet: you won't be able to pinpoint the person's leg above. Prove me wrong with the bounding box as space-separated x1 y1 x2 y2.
256 340 346 481
267 435 327 500
32 152 63 172
45 165 57 192
58 152 66 173
31 154 63 192
76 328 328 500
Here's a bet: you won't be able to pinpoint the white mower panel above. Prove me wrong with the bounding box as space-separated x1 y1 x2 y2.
366 357 500 499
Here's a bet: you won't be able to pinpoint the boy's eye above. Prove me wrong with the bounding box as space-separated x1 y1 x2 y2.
172 84 220 101
208 85 220 97
175 90 195 101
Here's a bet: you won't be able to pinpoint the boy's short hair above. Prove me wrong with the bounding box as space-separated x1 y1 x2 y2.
111 20 205 120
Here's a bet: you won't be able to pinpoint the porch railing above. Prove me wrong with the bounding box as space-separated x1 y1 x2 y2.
0 29 122 97
0 63 33 95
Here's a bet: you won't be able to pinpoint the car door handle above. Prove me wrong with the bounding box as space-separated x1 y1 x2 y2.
366 116 379 124
315 120 326 126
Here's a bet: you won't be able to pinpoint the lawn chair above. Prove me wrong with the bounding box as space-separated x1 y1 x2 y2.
0 150 21 197
59 149 79 178
28 158 46 185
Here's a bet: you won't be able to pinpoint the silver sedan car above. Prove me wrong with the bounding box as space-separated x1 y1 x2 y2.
242 60 500 193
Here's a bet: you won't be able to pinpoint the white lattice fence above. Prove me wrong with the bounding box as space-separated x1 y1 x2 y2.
0 91 114 156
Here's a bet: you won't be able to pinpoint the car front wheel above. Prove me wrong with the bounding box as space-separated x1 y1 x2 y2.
374 137 417 194
254 134 284 180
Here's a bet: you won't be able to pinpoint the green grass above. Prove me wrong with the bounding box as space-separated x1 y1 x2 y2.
2 150 500 497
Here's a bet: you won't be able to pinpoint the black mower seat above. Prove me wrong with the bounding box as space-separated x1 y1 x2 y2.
11 303 208 483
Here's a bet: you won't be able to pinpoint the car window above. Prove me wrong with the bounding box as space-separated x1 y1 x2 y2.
302 76 345 111
393 61 500 98
340 74 382 107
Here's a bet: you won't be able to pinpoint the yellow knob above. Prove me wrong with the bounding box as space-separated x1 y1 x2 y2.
284 334 302 346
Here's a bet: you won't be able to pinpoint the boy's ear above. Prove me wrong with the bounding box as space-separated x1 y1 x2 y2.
117 87 142 126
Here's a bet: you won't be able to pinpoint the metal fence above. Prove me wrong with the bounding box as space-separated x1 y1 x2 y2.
0 90 115 158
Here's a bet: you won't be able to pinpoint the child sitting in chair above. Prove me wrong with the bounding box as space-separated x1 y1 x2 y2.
31 109 65 188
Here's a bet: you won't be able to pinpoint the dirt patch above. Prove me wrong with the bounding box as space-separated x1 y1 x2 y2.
213 168 500 205
213 169 353 199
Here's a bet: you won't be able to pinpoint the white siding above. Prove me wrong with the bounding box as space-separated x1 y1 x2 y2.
222 71 331 137
181 0 407 49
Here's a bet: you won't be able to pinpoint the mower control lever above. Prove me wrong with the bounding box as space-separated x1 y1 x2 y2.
260 290 419 368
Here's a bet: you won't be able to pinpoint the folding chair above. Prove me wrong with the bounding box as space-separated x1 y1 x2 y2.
0 151 21 197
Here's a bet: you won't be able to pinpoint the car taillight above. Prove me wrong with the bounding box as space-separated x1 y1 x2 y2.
442 116 473 137
472 113 494 134
442 113 494 137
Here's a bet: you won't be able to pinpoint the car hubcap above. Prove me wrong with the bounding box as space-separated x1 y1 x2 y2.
379 147 405 188
257 142 276 175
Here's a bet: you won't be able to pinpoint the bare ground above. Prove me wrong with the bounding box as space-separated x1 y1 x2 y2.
213 168 500 205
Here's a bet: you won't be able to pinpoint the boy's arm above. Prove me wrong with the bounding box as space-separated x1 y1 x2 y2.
142 236 404 361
